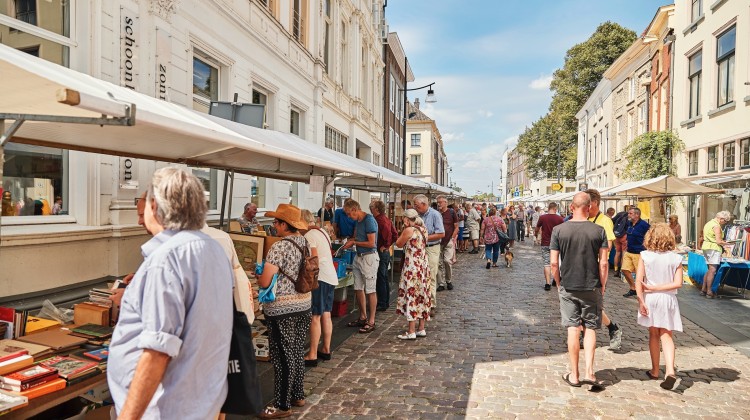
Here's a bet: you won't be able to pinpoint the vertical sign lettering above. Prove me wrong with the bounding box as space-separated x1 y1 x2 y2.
155 27 171 100
120 8 138 90
120 157 139 190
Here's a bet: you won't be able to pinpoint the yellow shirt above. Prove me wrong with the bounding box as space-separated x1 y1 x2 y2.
702 219 723 252
588 212 615 243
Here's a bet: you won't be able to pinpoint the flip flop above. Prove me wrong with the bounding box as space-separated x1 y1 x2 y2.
660 374 677 390
346 318 367 328
562 373 581 387
646 370 659 380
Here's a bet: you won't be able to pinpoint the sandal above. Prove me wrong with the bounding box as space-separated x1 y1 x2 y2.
660 374 677 390
347 318 367 328
706 292 716 299
358 322 376 333
646 370 659 380
258 406 292 419
562 373 581 387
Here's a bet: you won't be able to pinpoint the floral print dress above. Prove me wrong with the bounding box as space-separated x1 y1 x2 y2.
397 225 433 321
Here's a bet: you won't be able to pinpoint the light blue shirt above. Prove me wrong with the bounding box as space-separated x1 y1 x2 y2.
354 214 378 253
419 207 445 246
108 230 233 419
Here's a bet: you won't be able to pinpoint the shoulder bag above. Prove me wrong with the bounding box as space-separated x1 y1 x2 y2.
222 302 263 415
279 237 320 293
490 216 510 242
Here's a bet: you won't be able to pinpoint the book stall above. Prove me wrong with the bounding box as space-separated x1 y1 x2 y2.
0 44 447 417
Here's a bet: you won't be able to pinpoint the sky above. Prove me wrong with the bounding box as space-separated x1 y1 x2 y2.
386 0 663 197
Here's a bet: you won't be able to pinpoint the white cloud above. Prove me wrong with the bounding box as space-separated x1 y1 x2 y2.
529 75 553 90
478 109 494 118
442 132 464 143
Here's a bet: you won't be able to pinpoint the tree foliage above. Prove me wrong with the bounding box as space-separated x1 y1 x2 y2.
517 22 636 180
621 131 685 181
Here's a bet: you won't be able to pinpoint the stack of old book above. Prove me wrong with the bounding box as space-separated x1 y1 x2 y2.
69 324 113 346
0 364 63 397
70 346 109 372
0 389 28 415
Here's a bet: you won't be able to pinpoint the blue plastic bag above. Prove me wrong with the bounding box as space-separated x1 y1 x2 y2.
258 273 278 304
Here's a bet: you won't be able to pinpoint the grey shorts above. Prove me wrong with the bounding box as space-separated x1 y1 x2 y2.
559 287 603 329
353 252 379 293
541 246 550 266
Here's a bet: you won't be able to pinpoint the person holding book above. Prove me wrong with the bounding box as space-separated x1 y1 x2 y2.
256 204 312 419
107 167 234 419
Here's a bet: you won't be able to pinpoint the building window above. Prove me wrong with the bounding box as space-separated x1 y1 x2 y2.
688 50 702 118
290 109 300 136
411 155 422 175
2 144 67 217
741 139 750 168
616 117 623 154
325 125 348 154
360 46 368 105
716 26 735 107
14 0 36 25
388 128 394 164
339 21 347 90
707 146 718 173
323 0 331 72
251 88 270 128
395 133 401 168
372 152 380 166
390 75 395 112
291 0 308 46
605 124 609 162
411 133 421 147
627 111 635 142
688 151 698 175
637 103 646 135
723 142 735 171
628 77 635 102
192 55 219 113
691 0 702 22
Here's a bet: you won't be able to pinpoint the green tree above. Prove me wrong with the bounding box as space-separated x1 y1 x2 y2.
621 131 685 181
517 21 636 180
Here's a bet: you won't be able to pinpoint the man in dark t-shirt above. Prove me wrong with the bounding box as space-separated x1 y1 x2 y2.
550 192 609 389
437 195 458 291
536 202 564 291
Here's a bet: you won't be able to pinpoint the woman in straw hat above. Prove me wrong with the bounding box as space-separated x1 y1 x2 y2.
257 204 312 418
394 209 432 340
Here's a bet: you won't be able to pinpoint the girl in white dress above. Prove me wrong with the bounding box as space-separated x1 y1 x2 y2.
636 223 684 390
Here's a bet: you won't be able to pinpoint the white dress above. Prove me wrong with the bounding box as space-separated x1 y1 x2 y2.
637 251 683 331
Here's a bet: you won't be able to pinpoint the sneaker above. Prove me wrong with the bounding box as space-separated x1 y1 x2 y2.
623 290 637 298
437 285 446 292
551 280 557 287
544 284 551 291
609 328 622 350
614 271 621 278
397 332 416 340
486 261 491 269
446 283 454 290
415 330 427 337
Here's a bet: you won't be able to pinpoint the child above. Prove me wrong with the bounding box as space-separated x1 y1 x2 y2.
635 223 683 390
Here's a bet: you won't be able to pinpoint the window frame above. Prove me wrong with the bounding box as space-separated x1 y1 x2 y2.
411 133 421 147
716 26 736 107
688 50 702 118
707 145 718 173
192 53 220 113
688 150 698 175
691 0 703 22
723 142 735 171
741 138 750 169
411 154 422 175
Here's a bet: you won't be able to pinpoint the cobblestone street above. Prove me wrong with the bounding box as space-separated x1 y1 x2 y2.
297 240 750 419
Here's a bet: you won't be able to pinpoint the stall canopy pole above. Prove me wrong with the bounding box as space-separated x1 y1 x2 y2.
227 171 235 229
219 170 231 230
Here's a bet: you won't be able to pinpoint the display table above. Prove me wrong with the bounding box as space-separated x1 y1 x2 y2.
687 251 750 296
5 374 107 419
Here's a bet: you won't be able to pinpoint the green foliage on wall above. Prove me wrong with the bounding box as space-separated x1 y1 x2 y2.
621 131 685 181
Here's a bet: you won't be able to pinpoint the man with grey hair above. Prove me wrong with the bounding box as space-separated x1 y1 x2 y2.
108 167 233 419
413 194 445 307
551 192 609 389
466 202 481 253
317 197 335 224
238 202 259 233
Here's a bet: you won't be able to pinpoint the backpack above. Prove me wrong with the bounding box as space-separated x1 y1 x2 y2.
613 213 629 238
279 237 320 293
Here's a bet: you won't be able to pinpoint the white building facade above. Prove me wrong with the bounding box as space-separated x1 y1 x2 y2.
0 0 384 297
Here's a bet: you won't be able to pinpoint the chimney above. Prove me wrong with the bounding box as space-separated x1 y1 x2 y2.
414 98 420 110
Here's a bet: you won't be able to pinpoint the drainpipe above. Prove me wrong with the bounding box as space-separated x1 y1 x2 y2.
583 110 589 190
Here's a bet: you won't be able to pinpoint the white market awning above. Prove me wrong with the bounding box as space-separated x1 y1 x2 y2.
603 175 723 198
0 44 419 189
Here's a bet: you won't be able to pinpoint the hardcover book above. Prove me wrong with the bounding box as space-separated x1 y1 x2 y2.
16 378 66 399
0 355 34 376
0 365 57 386
38 356 97 379
0 339 52 358
0 389 28 415
0 373 58 392
82 348 109 361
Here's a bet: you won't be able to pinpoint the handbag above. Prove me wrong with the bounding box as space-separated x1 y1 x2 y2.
490 216 510 242
221 302 263 415
257 260 279 304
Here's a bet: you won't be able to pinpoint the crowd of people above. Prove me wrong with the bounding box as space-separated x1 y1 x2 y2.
103 168 729 418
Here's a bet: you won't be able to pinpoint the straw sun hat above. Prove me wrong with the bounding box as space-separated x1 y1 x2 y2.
265 203 308 230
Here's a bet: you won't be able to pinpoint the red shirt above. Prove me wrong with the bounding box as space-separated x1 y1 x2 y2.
374 213 398 250
537 213 564 246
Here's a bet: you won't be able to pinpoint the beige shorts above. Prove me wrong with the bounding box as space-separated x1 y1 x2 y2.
621 252 641 272
470 227 480 240
703 249 722 265
353 252 380 293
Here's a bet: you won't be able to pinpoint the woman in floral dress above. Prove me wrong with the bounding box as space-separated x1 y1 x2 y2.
395 209 432 340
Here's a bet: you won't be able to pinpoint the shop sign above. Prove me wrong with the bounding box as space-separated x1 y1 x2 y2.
120 8 139 90
155 27 171 100
120 157 139 190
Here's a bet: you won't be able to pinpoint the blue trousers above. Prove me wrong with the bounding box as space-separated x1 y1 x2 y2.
376 250 391 308
485 242 501 264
